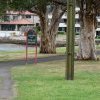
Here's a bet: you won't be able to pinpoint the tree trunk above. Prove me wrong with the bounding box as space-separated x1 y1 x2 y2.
40 5 66 54
40 17 59 53
40 32 56 53
77 14 96 60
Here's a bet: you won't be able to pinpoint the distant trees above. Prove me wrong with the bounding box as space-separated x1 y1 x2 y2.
0 0 8 13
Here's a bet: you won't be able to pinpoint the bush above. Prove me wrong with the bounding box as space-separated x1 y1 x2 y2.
96 35 100 39
38 31 42 35
58 31 65 35
75 33 80 35
35 26 40 32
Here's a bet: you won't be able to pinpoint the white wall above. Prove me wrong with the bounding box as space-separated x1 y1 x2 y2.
0 31 21 37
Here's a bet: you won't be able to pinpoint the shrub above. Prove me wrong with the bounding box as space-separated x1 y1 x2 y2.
75 32 80 35
58 31 65 35
96 35 100 39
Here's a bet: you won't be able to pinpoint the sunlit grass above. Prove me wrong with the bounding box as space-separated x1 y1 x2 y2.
96 45 100 50
12 60 100 100
0 45 100 61
0 49 56 61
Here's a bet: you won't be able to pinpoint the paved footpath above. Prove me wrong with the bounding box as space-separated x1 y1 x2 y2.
0 52 100 99
0 67 13 100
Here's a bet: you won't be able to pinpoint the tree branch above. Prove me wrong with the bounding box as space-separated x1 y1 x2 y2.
52 0 67 6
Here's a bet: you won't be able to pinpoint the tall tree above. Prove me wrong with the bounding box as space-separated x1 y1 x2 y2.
0 0 9 14
77 0 100 60
7 0 66 53
38 4 66 53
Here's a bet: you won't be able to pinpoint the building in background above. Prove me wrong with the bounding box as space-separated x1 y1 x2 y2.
0 8 100 37
48 7 80 34
48 7 100 36
0 11 40 37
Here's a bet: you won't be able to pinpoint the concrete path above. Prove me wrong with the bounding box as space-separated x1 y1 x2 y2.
0 67 13 100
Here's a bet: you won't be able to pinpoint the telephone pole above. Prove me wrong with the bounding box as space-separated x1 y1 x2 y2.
66 0 76 80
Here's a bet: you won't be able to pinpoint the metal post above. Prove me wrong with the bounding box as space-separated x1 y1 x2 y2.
34 43 37 64
26 33 28 64
66 0 76 80
34 33 37 64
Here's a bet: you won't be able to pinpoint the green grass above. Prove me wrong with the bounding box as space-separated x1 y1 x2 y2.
0 49 57 61
0 47 67 61
96 45 100 50
0 45 100 61
0 46 79 61
12 60 100 100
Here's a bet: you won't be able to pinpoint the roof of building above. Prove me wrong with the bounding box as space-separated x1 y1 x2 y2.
0 19 33 25
6 11 34 15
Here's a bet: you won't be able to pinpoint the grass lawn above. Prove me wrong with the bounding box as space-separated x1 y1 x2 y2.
0 49 57 62
0 45 99 61
0 47 67 61
12 60 100 100
0 47 68 61
96 45 100 50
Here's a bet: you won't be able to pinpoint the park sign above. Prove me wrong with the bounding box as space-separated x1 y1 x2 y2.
27 29 37 45
25 29 38 64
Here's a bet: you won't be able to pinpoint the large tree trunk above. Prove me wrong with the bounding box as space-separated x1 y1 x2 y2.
40 30 57 53
40 17 60 53
77 13 97 60
40 5 66 54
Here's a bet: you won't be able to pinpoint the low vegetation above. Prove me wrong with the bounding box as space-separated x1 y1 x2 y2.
0 45 100 61
12 60 100 100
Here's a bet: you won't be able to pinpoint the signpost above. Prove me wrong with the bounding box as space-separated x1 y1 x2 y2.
27 30 37 45
66 0 76 80
25 29 37 64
